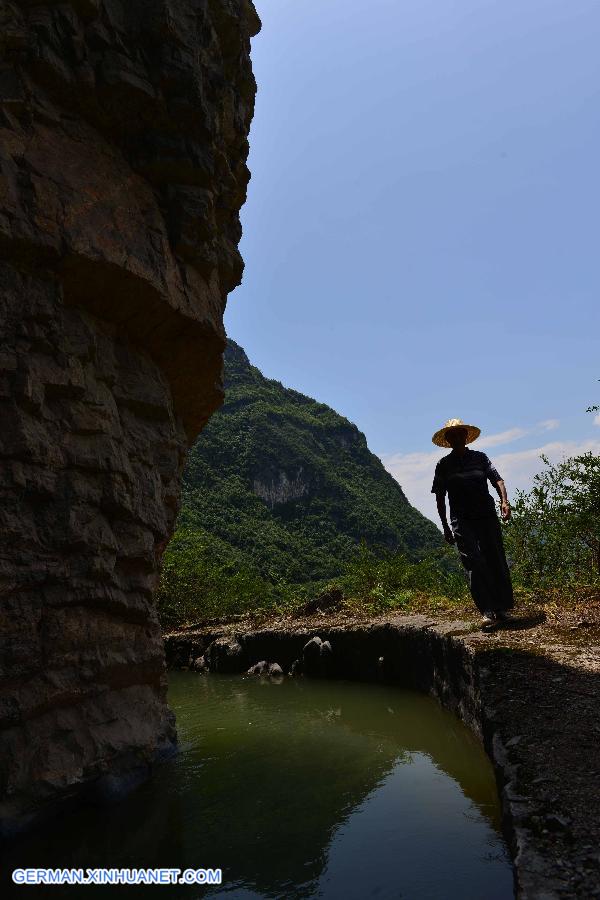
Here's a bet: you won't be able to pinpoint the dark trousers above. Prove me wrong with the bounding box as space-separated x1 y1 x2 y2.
451 515 514 614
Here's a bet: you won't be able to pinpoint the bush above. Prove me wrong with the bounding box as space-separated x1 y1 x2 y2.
156 526 274 629
156 528 466 628
333 541 468 612
503 452 600 590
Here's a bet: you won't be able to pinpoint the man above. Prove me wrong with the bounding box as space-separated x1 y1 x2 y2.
431 418 514 629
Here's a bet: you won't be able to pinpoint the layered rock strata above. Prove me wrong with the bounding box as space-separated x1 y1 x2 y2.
0 0 260 836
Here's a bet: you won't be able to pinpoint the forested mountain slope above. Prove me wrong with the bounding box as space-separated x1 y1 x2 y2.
176 340 441 584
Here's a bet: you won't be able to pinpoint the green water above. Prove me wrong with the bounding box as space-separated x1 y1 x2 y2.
1 673 513 899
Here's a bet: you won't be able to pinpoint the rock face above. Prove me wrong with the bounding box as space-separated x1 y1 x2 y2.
252 468 310 508
0 0 260 836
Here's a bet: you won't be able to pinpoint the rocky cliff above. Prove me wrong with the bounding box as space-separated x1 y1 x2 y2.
0 0 260 836
176 340 442 586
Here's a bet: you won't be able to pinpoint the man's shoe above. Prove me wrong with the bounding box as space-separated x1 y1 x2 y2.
481 611 496 628
495 610 515 623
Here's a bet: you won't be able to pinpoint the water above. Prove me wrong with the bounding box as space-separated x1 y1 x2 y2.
1 673 514 899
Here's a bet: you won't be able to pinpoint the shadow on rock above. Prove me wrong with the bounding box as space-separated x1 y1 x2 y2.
496 613 546 631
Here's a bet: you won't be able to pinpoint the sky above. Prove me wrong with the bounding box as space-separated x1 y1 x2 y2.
225 0 600 524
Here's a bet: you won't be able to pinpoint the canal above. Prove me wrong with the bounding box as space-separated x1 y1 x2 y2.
1 672 514 898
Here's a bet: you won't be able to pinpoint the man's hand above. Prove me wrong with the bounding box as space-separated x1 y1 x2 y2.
443 526 455 544
500 500 511 521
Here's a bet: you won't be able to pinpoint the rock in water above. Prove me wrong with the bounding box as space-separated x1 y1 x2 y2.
206 638 244 674
247 661 269 676
302 636 335 678
0 0 260 837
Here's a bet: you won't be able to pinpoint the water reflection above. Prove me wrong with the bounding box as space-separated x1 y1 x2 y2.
0 673 513 899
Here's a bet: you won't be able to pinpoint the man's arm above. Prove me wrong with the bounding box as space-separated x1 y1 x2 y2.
483 453 511 521
492 479 511 520
432 462 454 543
435 492 455 544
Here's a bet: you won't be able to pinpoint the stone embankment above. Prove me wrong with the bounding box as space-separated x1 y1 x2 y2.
0 0 259 837
165 611 600 900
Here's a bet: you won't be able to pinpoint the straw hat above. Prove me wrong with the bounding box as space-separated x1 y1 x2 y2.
432 417 481 448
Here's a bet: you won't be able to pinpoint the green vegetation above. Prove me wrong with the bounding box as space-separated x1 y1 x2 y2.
330 542 468 613
503 452 600 593
157 527 272 631
502 388 600 604
158 351 599 630
158 340 449 628
156 531 467 631
180 340 442 575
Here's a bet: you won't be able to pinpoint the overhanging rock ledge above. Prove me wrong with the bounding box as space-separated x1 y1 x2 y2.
0 0 260 837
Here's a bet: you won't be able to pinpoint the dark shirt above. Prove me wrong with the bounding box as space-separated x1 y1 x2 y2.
431 447 502 520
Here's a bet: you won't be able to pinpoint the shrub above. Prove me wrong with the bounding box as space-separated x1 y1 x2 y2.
503 452 600 590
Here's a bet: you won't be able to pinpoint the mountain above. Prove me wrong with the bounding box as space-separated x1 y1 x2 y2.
175 340 442 585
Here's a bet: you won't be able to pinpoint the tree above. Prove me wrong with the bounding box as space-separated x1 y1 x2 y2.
504 452 600 588
585 377 599 414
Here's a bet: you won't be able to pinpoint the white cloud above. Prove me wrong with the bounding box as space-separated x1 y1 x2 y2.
493 440 600 494
476 419 560 449
382 438 600 525
594 413 600 427
382 448 449 526
477 427 527 449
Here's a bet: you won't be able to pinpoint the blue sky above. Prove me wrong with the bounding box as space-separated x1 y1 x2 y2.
225 0 600 522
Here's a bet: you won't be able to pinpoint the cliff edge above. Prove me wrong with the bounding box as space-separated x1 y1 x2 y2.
0 0 260 836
